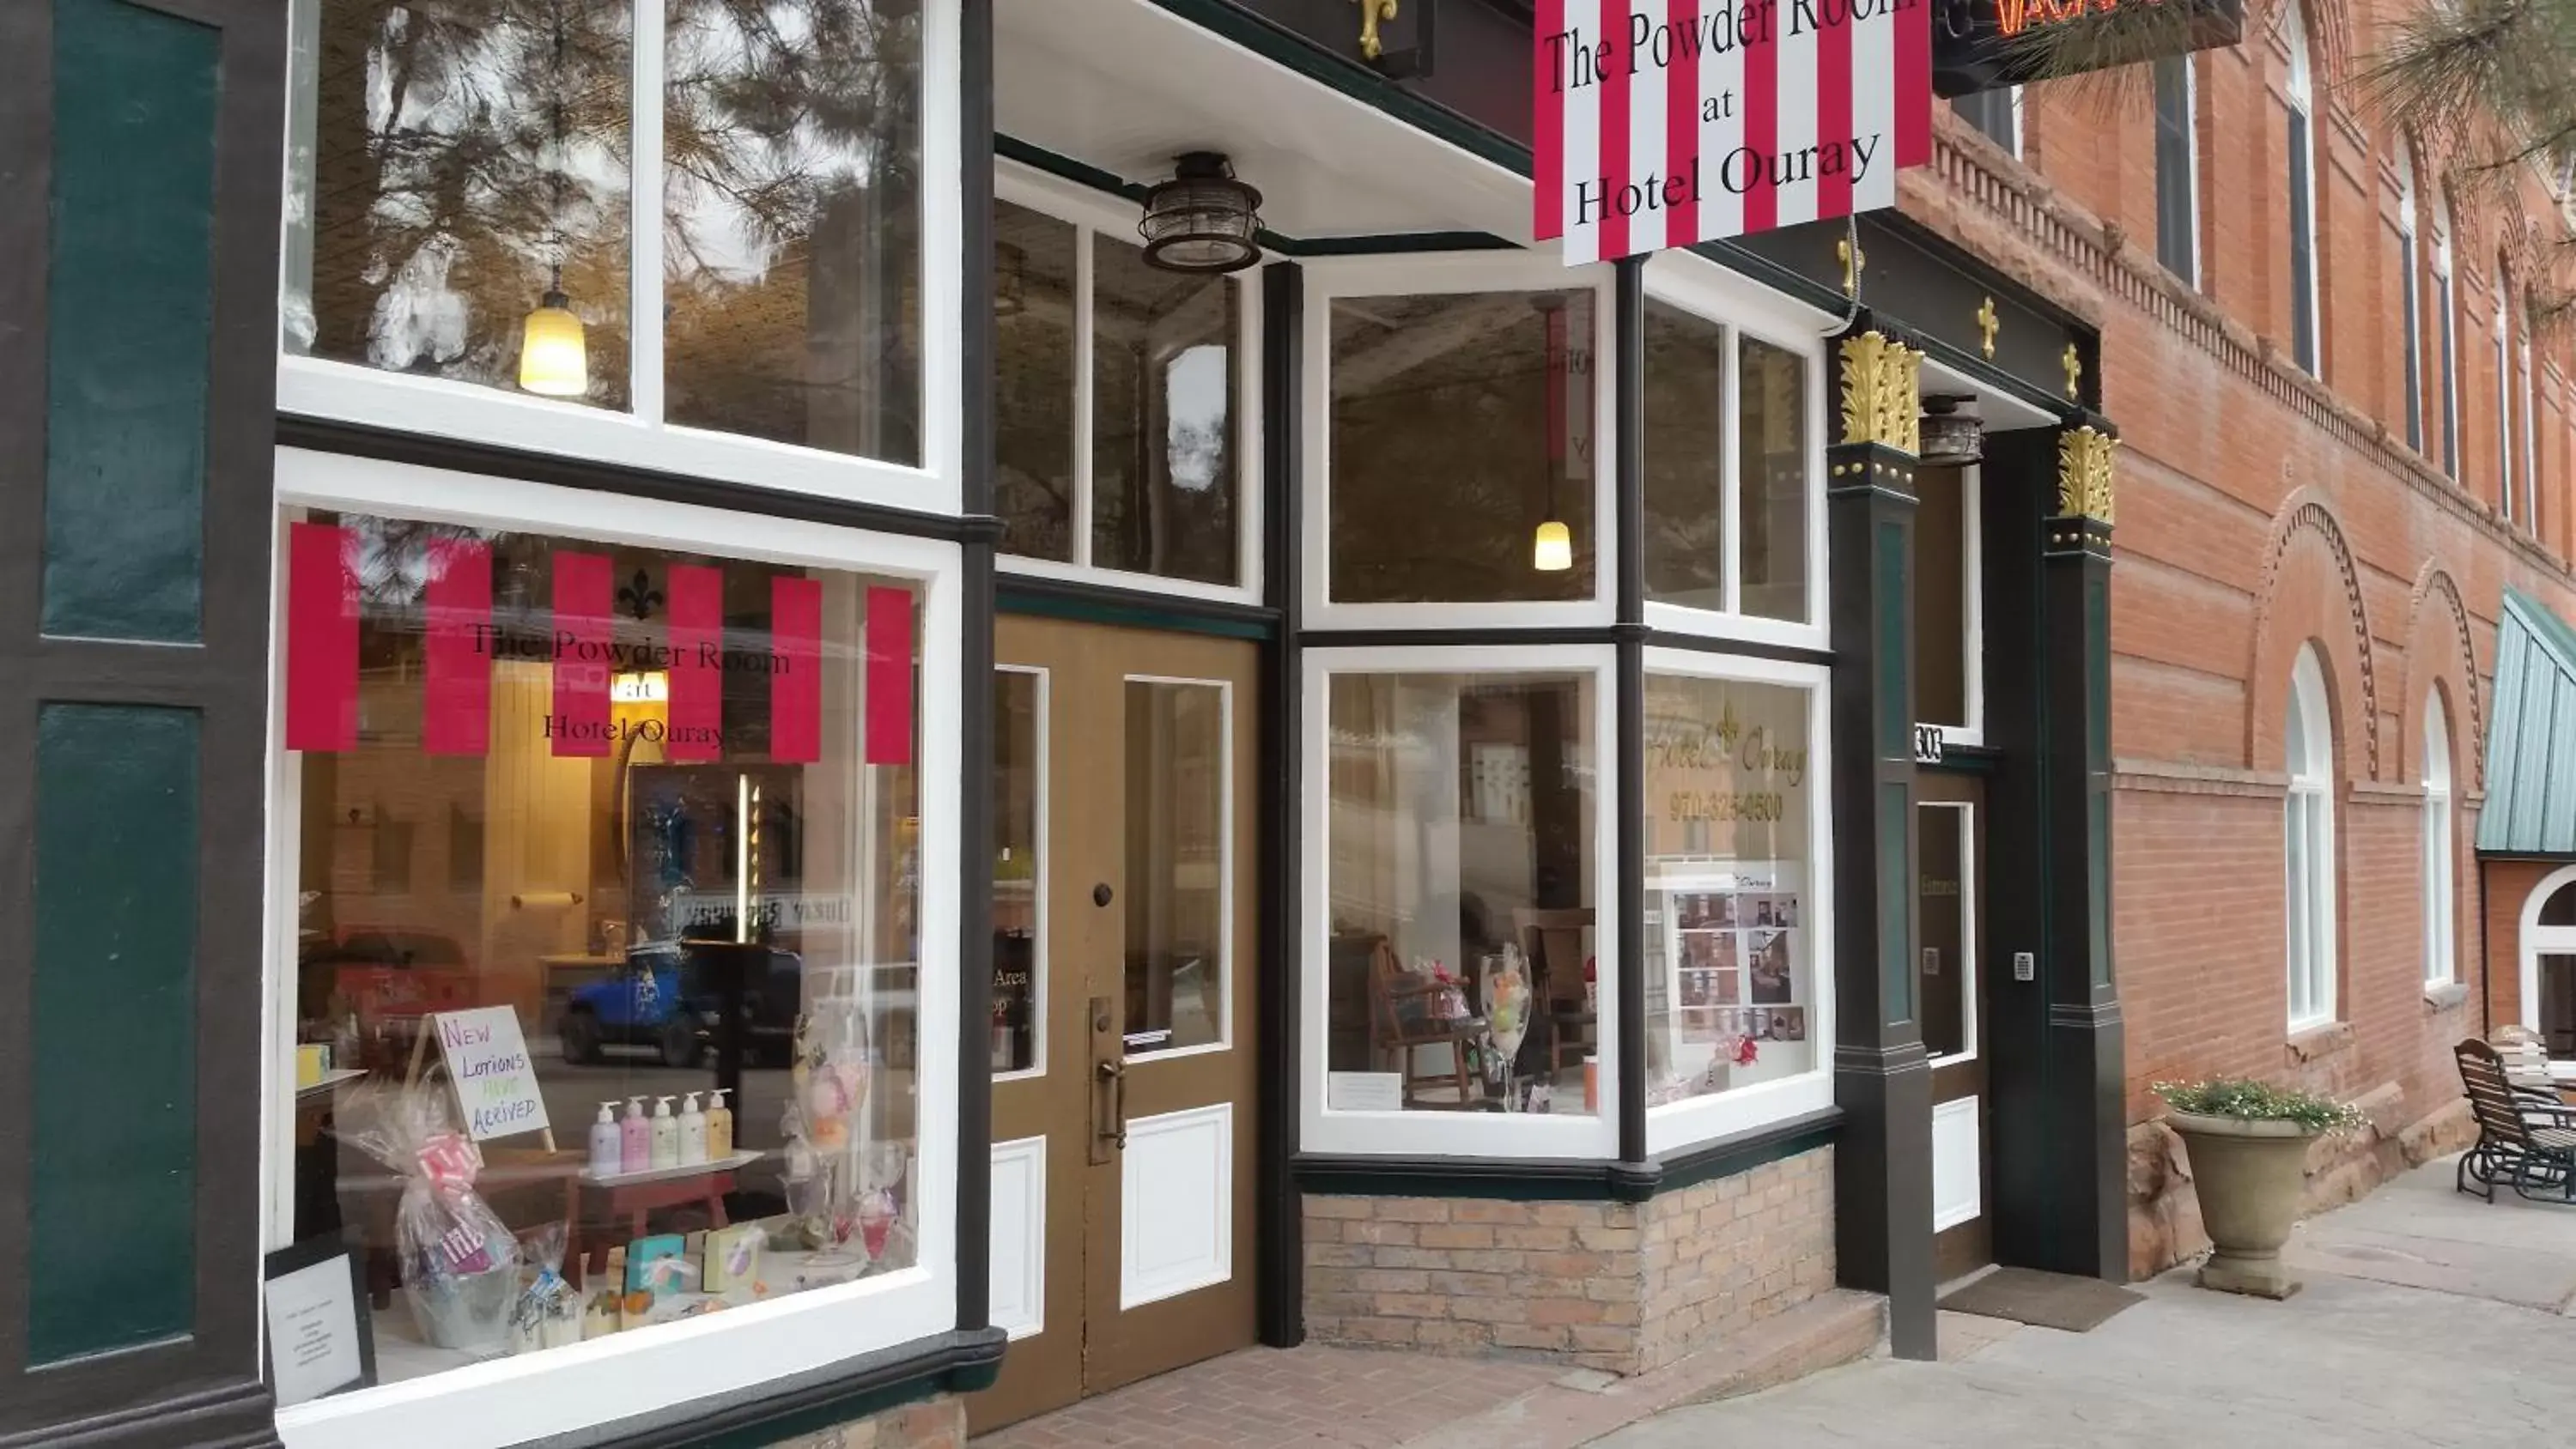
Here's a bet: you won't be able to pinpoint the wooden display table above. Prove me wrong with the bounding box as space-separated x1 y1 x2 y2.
573 1152 762 1281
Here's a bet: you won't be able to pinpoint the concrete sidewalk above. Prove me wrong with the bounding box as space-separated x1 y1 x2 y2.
1601 1155 2576 1449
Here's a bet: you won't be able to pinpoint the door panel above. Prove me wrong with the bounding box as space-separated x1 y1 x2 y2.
1919 785 1991 1282
971 618 1259 1430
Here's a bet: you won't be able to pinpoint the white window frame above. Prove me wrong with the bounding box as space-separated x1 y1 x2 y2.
1641 648 1835 1157
2154 56 2201 287
1303 253 1619 632
1300 644 1622 1160
1636 252 1834 653
2519 864 2576 1040
2397 141 2424 453
2284 1 2322 377
276 0 967 518
259 448 964 1449
993 663 1051 1083
2421 691 2457 991
2437 200 2461 480
2500 274 2518 521
2285 643 2338 1033
989 161 1265 606
1121 670 1239 1063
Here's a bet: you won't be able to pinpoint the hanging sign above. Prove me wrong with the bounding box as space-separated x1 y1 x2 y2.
1932 0 2244 98
1534 0 1933 259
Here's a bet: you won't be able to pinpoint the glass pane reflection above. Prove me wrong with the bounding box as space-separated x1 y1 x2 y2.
1123 681 1226 1054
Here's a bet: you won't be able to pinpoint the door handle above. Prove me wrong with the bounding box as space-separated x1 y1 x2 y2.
1094 1058 1128 1159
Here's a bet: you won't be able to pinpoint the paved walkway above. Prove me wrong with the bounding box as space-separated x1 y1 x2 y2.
1607 1155 2576 1449
981 1155 2576 1448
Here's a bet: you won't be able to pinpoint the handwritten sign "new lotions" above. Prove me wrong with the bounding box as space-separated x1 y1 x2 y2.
1534 0 1933 259
434 1006 551 1142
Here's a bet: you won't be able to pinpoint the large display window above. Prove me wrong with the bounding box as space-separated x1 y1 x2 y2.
1301 646 1619 1161
277 0 963 511
1640 653 1834 1155
264 452 958 1449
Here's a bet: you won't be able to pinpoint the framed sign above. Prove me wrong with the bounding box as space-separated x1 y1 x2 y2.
263 1238 377 1408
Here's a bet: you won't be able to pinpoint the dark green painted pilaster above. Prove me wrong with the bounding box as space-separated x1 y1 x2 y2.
2039 424 2127 1282
0 0 283 1442
1825 319 1935 1361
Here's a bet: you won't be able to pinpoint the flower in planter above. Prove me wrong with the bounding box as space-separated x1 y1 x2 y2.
2152 1078 2367 1134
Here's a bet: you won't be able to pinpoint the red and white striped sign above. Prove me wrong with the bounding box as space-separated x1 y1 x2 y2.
1534 0 1931 261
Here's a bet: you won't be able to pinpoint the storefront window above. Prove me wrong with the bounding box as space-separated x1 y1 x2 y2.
1738 337 1810 623
284 513 922 1387
1322 670 1600 1116
1328 291 1596 605
1642 670 1820 1113
283 0 924 465
1642 300 1728 611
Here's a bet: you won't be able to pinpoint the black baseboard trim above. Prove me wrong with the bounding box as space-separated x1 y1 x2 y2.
1293 1110 1841 1204
551 1327 1008 1449
3 1379 280 1449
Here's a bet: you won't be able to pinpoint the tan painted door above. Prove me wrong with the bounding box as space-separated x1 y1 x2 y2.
971 616 1260 1432
1919 780 1991 1282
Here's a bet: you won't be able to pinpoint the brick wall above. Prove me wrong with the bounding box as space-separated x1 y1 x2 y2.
1909 0 2576 1278
771 1397 964 1449
1303 1147 1833 1376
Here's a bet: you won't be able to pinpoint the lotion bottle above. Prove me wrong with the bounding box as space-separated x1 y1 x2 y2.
677 1092 708 1167
589 1101 623 1177
619 1096 651 1173
649 1095 679 1170
705 1088 733 1161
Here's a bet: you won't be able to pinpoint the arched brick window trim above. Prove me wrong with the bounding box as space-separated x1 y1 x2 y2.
2249 492 2379 779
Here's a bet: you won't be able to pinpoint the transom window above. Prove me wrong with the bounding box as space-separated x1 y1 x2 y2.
988 179 1249 591
279 0 955 506
1640 300 1818 630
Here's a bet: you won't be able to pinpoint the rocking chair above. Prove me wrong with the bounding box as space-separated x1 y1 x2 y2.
2454 1038 2576 1203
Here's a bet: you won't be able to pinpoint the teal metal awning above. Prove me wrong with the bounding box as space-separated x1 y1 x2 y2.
2477 588 2576 856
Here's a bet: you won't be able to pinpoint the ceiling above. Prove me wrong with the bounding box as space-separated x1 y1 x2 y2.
993 0 1530 243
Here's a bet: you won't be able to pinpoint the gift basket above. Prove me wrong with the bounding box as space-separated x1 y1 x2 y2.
508 1223 582 1355
343 1085 522 1355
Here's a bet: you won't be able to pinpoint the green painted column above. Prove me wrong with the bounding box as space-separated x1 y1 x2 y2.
1 0 283 1440
1825 318 1935 1361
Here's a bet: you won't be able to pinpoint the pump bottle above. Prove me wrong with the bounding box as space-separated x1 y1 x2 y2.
705 1088 734 1161
649 1095 680 1170
619 1096 651 1173
677 1092 708 1167
589 1101 623 1176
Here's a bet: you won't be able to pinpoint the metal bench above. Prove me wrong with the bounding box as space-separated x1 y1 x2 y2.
2456 1038 2576 1203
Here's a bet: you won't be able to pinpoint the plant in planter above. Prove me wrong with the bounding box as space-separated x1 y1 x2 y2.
2154 1078 2367 1300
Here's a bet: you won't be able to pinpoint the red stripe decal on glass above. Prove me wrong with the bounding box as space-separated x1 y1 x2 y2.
667 564 725 762
551 551 613 758
286 521 358 753
771 576 823 765
422 539 492 757
864 586 916 767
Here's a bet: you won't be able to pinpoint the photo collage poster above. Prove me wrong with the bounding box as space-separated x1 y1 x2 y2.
1662 864 1807 1048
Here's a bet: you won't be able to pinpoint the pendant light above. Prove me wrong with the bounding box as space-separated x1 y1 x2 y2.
519 6 587 397
1139 152 1264 274
1534 295 1574 572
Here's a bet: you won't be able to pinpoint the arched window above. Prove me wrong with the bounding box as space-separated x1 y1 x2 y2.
2396 141 2423 452
2286 0 2321 374
2498 268 2517 521
2421 692 2455 988
2154 58 2200 284
2519 322 2538 528
2523 872 2576 1054
2287 644 2337 1029
2436 197 2460 480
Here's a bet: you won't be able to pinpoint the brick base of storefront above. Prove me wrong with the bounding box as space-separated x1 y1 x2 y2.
2125 1092 2479 1279
774 1397 967 1449
1302 1145 1837 1376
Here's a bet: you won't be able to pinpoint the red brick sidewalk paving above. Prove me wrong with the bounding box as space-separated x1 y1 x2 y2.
972 1288 1884 1449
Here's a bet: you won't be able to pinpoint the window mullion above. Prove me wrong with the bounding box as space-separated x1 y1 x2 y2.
1073 226 1096 568
1721 327 1743 615
630 0 667 426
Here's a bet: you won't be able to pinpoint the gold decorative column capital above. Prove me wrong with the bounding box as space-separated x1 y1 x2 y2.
2057 425 2117 524
1838 330 1922 455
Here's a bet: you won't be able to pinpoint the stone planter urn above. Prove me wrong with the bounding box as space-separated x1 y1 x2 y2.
2166 1110 2318 1300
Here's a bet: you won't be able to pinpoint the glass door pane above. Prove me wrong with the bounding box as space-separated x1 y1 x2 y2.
1121 680 1229 1054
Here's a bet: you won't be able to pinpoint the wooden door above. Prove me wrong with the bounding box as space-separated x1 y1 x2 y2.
971 617 1260 1430
1919 784 1991 1282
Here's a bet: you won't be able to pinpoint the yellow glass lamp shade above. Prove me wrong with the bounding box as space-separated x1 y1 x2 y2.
1533 518 1574 572
519 289 589 397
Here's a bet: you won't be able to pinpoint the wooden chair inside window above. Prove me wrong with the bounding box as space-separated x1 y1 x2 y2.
1364 937 1482 1107
1514 907 1596 1076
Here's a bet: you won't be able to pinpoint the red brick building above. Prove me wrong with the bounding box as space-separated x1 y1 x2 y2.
1906 8 2576 1271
